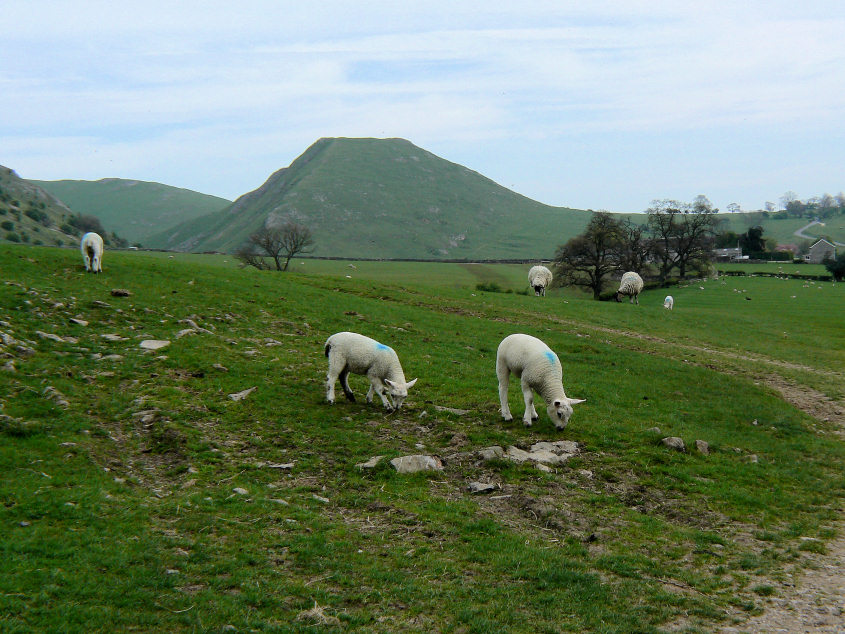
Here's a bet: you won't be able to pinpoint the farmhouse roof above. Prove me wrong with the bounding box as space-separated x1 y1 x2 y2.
809 238 835 248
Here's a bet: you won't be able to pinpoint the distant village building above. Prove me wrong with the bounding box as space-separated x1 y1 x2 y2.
713 247 744 261
804 239 837 264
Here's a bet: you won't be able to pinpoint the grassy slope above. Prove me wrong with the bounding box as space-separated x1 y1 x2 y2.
0 167 79 247
146 138 592 259
1 245 844 632
30 179 231 245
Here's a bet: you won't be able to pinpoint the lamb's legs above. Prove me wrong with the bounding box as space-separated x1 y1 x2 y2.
497 360 513 422
339 368 355 401
521 378 538 426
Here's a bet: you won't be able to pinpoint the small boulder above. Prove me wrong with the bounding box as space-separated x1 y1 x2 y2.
467 482 498 495
695 440 710 455
662 437 686 452
390 455 443 474
228 387 256 401
110 289 132 297
140 340 170 351
355 456 385 470
478 446 505 461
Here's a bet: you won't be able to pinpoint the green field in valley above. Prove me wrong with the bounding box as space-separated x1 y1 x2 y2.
1 245 844 632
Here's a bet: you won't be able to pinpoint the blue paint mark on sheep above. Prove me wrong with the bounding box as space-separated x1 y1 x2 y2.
376 343 390 351
544 350 557 364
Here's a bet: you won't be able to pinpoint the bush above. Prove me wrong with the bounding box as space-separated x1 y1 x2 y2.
5 232 21 243
823 258 845 282
0 220 13 231
476 281 511 293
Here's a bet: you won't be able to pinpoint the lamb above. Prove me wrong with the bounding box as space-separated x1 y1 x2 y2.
325 332 417 410
496 333 584 430
80 232 104 273
527 265 553 296
663 295 674 310
615 271 643 304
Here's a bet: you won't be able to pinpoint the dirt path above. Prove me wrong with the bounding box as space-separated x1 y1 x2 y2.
721 532 845 633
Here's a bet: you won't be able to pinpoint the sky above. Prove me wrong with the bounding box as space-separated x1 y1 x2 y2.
2 1 845 214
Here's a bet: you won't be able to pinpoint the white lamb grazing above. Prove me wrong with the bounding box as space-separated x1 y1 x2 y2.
615 271 643 304
527 265 553 296
496 333 585 429
325 332 417 410
80 232 104 273
663 295 674 310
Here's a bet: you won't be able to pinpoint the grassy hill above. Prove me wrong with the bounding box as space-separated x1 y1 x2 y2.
0 167 81 247
30 178 231 245
1 245 844 631
145 137 592 259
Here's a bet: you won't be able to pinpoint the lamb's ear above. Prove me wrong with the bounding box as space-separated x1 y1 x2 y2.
405 378 417 389
383 379 396 389
567 398 586 406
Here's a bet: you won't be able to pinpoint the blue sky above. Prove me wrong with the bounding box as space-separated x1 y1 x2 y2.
2 1 844 213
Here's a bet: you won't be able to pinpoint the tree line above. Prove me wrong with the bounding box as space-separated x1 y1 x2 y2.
554 197 720 299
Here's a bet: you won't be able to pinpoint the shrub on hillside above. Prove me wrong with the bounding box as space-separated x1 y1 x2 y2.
5 232 21 243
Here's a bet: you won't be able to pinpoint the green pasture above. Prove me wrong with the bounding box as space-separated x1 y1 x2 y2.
1 245 843 632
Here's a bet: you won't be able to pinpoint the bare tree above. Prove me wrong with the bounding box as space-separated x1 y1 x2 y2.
646 200 684 284
554 212 623 299
615 218 652 274
236 222 315 271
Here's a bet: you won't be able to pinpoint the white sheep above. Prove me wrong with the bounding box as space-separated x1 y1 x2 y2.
325 332 417 410
80 232 104 273
663 295 674 310
527 265 553 296
615 271 643 304
496 333 584 429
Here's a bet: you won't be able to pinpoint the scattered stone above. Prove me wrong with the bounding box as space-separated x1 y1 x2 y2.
535 463 553 473
232 487 249 495
530 440 578 455
69 318 88 326
212 364 228 372
43 386 70 408
175 329 196 339
578 469 594 479
468 482 498 495
36 330 75 343
478 446 505 461
19 521 30 527
2 360 14 372
662 437 686 452
15 344 36 357
228 387 256 401
140 340 170 351
92 300 111 308
165 569 180 575
356 456 385 469
269 498 289 506
748 454 759 464
101 333 127 342
505 446 531 463
390 455 444 474
99 354 124 361
434 405 470 416
266 462 294 470
695 440 710 455
110 289 132 297
646 426 662 434
312 494 330 504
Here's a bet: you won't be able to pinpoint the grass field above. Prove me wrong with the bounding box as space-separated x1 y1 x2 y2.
1 245 844 632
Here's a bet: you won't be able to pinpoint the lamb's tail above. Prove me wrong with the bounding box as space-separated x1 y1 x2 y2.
324 343 331 357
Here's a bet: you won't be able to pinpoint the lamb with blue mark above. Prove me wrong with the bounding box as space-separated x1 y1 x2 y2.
496 333 585 429
325 331 417 410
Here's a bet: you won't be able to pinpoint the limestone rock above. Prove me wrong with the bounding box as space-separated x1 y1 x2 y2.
478 446 505 461
228 387 256 401
695 440 710 455
140 340 170 351
662 436 686 452
467 482 498 495
356 456 385 469
390 455 443 474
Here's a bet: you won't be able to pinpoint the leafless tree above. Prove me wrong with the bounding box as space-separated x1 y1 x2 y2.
236 222 315 271
554 212 623 299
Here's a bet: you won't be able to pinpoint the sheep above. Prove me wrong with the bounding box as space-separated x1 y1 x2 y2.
663 295 674 310
325 331 417 410
496 333 585 430
615 271 643 304
80 232 104 273
527 265 553 296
